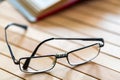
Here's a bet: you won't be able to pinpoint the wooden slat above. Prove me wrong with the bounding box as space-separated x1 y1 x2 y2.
0 68 24 80
31 21 120 70
0 25 120 80
41 17 119 58
86 0 120 13
73 7 120 35
0 13 119 80
0 52 61 80
105 0 120 6
0 40 98 80
74 2 120 25
46 12 120 47
0 27 99 79
0 1 120 80
0 1 28 23
1 20 120 60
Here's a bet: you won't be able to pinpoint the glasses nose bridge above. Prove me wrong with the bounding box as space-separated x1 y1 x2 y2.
56 53 67 59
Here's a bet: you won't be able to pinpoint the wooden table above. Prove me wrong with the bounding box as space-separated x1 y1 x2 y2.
0 0 120 80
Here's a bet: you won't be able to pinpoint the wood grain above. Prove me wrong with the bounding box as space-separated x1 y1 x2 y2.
0 0 120 80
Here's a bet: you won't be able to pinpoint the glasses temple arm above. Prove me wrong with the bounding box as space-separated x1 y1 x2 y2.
5 23 27 64
54 38 104 47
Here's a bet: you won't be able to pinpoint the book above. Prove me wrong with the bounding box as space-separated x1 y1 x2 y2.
8 0 80 22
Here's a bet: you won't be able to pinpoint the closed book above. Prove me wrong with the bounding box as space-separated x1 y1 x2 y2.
8 0 80 22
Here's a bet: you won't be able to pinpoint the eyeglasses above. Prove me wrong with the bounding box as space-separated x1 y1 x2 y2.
5 23 104 73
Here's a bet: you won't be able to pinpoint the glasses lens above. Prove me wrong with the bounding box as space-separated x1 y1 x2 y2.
19 56 56 73
68 43 100 65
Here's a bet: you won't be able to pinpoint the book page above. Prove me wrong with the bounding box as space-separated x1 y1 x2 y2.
26 0 61 12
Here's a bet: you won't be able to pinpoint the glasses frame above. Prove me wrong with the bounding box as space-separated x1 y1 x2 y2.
5 23 104 73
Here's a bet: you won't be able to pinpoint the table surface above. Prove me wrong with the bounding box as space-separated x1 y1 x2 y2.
0 0 120 80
